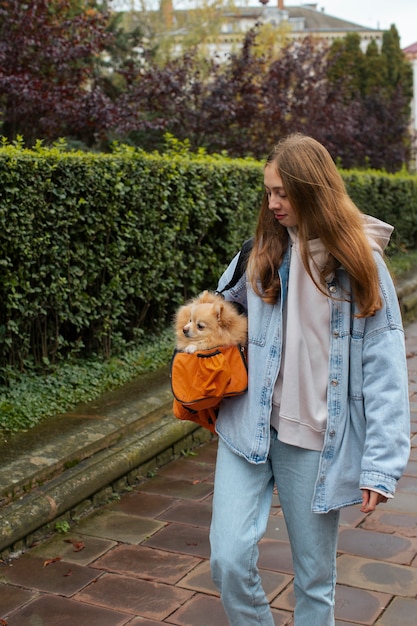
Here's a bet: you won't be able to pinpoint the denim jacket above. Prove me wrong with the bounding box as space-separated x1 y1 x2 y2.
215 245 410 513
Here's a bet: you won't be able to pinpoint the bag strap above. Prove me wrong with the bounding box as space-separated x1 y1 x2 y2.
217 237 254 295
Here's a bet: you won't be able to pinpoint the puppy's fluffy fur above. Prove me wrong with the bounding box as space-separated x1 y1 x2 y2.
174 290 247 353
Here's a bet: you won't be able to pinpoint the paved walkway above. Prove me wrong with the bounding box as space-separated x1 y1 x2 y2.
1 325 417 626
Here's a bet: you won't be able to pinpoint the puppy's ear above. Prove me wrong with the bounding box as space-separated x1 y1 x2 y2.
199 290 211 303
215 302 225 323
216 302 239 330
200 290 219 304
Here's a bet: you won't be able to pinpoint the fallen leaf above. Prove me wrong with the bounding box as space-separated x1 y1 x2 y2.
64 569 73 577
64 538 85 552
43 557 61 568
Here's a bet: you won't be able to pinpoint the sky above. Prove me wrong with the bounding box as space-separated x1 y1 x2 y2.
112 0 417 49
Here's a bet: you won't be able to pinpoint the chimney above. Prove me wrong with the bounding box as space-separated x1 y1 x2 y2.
278 0 284 8
160 0 173 28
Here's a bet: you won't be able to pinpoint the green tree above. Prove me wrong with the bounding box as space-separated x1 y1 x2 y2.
362 39 387 95
381 25 413 102
326 27 413 170
327 33 365 99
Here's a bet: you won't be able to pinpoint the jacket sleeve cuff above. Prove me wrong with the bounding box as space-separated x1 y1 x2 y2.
359 470 397 496
360 486 394 498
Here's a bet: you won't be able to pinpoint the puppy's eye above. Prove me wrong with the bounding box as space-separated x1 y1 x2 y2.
197 323 205 330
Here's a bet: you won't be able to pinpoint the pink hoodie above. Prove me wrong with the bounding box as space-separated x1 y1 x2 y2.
271 215 393 451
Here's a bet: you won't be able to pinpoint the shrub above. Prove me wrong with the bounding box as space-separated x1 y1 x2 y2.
0 140 261 377
0 140 416 383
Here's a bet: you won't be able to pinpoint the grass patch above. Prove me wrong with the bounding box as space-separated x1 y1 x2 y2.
0 329 175 433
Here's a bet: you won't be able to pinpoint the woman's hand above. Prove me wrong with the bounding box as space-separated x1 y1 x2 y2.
360 489 388 513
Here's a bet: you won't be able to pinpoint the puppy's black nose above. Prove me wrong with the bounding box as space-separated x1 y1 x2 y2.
183 328 190 337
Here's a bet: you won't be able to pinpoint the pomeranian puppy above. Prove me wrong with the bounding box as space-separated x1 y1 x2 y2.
174 290 247 353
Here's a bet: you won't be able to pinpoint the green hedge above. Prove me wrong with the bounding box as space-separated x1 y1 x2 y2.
342 170 417 249
1 140 417 381
0 142 261 377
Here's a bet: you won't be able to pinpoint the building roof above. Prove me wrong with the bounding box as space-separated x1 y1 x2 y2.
403 41 417 54
285 4 378 33
220 3 382 39
122 2 384 49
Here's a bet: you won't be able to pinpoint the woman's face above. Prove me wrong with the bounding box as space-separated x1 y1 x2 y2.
264 164 298 228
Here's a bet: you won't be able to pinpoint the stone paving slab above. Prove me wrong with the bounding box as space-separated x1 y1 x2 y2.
75 509 167 544
157 499 213 528
337 527 417 564
361 509 417 537
5 595 131 626
375 597 417 626
31 533 117 565
336 554 417 596
144 522 212 559
0 554 99 596
76 572 195 620
0 583 37 615
91 544 201 584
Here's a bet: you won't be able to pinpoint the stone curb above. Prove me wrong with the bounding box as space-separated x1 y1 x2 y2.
0 367 174 504
0 367 211 555
0 411 206 553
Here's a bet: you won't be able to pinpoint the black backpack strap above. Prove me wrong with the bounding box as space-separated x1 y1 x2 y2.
217 237 254 295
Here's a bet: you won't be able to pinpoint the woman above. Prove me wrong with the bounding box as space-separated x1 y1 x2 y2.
209 134 410 625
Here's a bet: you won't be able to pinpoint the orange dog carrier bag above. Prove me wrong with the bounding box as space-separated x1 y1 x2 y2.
170 344 248 433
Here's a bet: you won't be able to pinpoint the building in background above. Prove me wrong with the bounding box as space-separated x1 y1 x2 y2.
219 1 384 52
147 1 385 58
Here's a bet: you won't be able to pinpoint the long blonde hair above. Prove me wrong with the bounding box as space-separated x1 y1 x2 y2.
248 133 382 317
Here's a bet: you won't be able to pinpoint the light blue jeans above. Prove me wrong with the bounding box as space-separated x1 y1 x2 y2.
210 431 340 625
